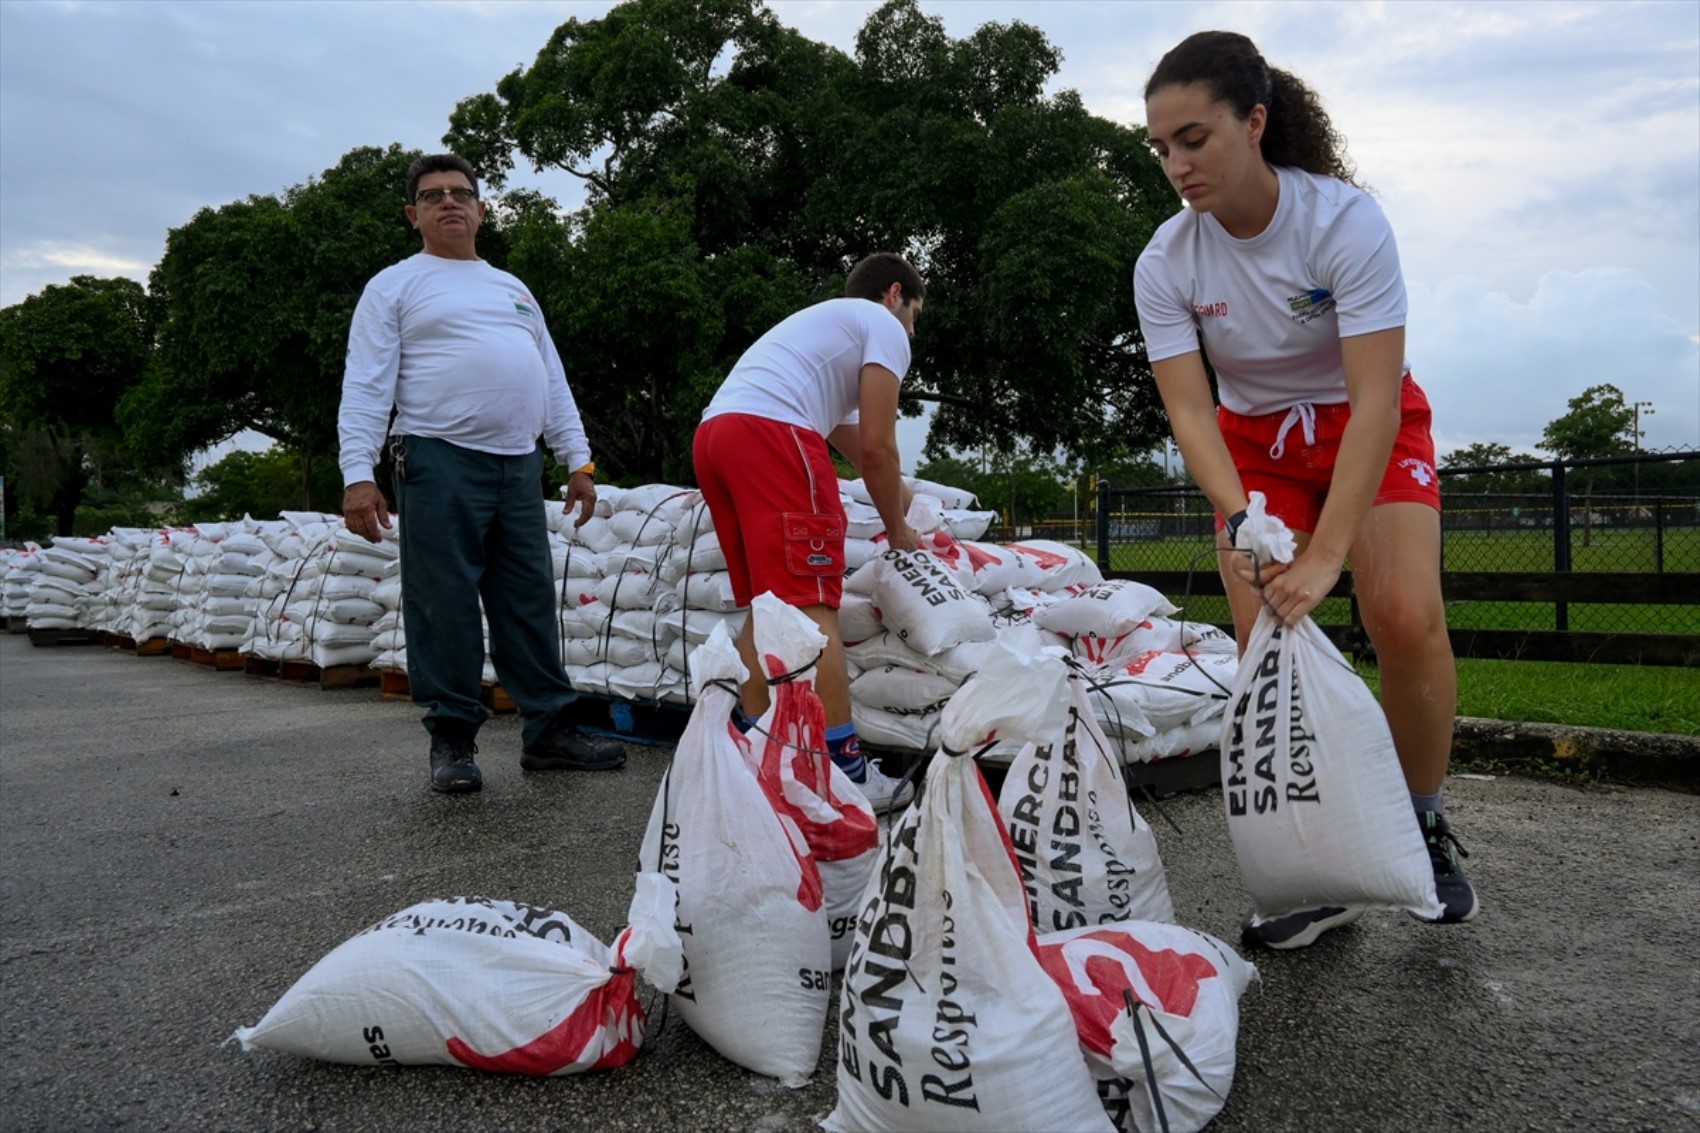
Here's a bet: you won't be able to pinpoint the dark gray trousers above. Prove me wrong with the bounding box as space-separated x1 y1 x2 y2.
394 435 574 747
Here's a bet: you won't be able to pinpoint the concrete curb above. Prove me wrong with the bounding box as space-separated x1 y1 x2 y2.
1453 715 1700 792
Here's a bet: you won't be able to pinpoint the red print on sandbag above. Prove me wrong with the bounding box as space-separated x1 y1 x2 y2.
446 949 644 1074
1038 931 1220 1056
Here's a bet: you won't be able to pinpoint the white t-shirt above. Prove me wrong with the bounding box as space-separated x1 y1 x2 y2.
337 254 592 486
701 298 911 436
1134 164 1410 415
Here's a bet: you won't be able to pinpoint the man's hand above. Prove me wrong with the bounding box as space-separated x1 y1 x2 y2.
885 523 924 553
342 481 392 544
564 471 597 528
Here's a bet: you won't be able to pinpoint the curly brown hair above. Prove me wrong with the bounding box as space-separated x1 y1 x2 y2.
1144 31 1360 188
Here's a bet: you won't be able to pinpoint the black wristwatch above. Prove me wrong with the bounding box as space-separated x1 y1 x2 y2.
1224 509 1249 546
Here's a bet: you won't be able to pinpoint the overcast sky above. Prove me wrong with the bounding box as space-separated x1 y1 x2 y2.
2 0 1696 466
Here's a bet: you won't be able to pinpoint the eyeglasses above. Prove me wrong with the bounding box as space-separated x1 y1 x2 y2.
414 187 478 205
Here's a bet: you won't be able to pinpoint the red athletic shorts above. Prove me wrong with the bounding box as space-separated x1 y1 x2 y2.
693 413 847 610
1217 374 1441 535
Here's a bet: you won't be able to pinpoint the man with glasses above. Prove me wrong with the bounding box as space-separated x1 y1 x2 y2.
337 153 624 793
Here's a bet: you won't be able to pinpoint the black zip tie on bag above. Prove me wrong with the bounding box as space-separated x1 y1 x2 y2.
1122 987 1227 1127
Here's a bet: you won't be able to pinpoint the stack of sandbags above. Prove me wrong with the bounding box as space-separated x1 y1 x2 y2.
122 529 187 644
245 513 390 669
86 528 151 635
367 518 405 674
167 522 266 651
27 535 111 631
2 543 43 623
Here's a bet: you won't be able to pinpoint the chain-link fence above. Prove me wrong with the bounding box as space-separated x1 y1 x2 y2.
1079 450 1699 639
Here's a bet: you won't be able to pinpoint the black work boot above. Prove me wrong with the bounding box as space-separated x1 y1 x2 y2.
521 717 626 772
429 723 483 793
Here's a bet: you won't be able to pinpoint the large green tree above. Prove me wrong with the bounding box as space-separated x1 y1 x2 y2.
448 0 1177 482
1439 441 1550 499
1540 384 1636 545
0 275 153 535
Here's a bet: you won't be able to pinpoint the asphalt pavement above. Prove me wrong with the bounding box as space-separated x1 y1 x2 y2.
2 631 1697 1132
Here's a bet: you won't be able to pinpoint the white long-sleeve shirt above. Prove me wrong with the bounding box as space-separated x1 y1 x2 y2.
337 253 592 486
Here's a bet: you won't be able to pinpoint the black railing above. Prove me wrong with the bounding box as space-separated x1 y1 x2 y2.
1086 451 1700 664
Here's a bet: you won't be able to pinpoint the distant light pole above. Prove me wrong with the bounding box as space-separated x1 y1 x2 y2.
1632 400 1656 505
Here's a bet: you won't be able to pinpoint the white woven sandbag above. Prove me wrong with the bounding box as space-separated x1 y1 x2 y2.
850 664 960 713
594 570 662 610
678 571 742 613
844 630 937 675
869 549 995 657
1033 580 1179 639
941 509 996 541
1007 540 1105 591
565 661 611 696
826 643 1112 1133
566 515 622 555
1112 718 1222 765
842 555 882 598
850 702 945 752
232 876 681 1074
607 510 674 547
844 538 880 572
908 476 978 509
955 540 1044 595
607 660 671 702
996 657 1173 929
837 592 883 643
638 625 829 1087
1088 650 1237 734
1223 495 1441 922
843 499 886 540
749 595 880 971
1040 921 1255 1133
311 641 379 668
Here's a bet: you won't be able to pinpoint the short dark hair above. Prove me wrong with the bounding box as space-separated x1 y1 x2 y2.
844 253 925 305
406 154 479 204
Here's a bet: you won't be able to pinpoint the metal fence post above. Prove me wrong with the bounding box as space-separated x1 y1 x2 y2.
1655 496 1666 573
1096 477 1111 570
1553 461 1570 631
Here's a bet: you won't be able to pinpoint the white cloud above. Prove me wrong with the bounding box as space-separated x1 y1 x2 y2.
2 242 151 276
1410 268 1699 455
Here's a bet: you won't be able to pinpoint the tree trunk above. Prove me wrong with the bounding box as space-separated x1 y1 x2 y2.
50 444 88 537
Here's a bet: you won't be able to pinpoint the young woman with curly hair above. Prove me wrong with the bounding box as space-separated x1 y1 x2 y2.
1134 30 1476 949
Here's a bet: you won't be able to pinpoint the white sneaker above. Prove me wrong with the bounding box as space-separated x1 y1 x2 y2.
853 761 915 814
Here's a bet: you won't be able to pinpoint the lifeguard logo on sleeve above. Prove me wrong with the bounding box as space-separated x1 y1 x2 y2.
1190 301 1229 318
1286 287 1336 324
1399 458 1435 487
509 291 540 319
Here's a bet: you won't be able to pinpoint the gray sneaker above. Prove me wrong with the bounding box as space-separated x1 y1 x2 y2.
429 729 482 794
1414 810 1479 924
1242 906 1363 951
853 761 916 815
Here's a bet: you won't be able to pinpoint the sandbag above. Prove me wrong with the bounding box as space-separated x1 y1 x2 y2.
1033 579 1179 639
230 875 682 1075
1223 494 1442 922
869 549 995 657
638 625 829 1086
749 595 880 970
1040 921 1256 1133
998 657 1174 929
826 641 1113 1133
1088 649 1238 735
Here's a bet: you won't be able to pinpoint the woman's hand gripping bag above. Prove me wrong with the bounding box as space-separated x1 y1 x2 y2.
1039 921 1256 1133
825 640 1113 1133
1221 493 1442 922
638 623 831 1087
230 875 682 1075
749 594 880 970
998 654 1175 930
